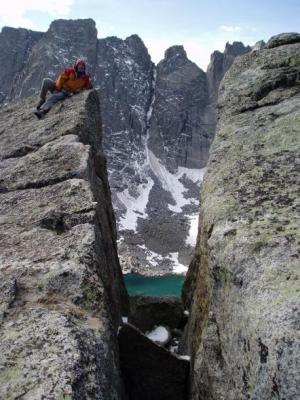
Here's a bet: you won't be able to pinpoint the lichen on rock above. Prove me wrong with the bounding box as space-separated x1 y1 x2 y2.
184 37 300 399
0 90 128 399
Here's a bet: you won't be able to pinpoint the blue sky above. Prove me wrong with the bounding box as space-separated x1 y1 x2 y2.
0 0 299 69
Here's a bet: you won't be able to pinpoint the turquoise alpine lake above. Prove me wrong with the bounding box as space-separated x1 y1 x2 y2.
124 273 185 297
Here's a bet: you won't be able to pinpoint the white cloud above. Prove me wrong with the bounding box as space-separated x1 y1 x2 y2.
219 25 241 32
0 0 73 29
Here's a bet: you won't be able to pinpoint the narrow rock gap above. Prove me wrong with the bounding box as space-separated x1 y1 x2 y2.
118 294 190 400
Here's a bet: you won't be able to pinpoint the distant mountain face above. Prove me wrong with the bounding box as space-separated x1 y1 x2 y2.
148 45 211 170
0 18 250 275
0 27 43 103
206 41 252 102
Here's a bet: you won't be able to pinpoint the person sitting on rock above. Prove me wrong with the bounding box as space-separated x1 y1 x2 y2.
34 59 92 119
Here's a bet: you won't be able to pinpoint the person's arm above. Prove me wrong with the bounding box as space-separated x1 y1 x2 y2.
83 74 93 90
55 71 69 91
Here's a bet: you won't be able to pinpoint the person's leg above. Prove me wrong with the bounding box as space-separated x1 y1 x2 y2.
41 91 67 112
37 78 56 109
34 91 67 119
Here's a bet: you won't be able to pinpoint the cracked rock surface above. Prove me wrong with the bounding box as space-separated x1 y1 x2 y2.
0 90 128 399
183 35 300 400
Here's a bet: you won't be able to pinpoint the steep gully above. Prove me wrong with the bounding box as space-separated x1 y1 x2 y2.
117 57 224 400
95 40 250 399
118 70 191 399
119 35 300 399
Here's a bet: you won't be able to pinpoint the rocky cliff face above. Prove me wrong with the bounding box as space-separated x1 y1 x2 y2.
183 33 300 399
0 18 249 275
94 34 154 215
0 19 204 274
0 90 128 399
0 26 43 103
148 45 211 170
206 41 251 102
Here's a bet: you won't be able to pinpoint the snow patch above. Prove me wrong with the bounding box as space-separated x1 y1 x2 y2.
186 214 199 247
148 150 188 213
176 166 206 183
138 244 165 267
118 177 154 232
146 326 169 344
177 355 191 361
147 150 205 213
169 252 188 274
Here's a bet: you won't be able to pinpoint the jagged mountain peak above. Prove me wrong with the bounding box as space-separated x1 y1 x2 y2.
158 44 205 77
164 45 187 60
252 40 266 51
1 26 41 35
125 34 153 65
125 34 145 47
224 41 251 56
49 18 96 30
47 18 98 40
207 40 251 101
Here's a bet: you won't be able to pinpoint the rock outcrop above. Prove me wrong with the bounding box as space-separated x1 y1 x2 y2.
0 90 128 399
266 32 300 49
183 34 300 399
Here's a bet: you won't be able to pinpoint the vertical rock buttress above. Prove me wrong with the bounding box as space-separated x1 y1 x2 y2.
0 90 128 399
183 35 300 399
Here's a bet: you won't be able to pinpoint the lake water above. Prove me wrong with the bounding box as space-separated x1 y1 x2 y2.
124 273 185 297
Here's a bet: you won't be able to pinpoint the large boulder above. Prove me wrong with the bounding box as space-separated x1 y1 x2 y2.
266 32 300 48
183 37 300 399
0 90 128 399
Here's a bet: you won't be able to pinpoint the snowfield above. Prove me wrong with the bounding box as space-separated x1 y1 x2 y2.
118 176 154 232
114 64 206 275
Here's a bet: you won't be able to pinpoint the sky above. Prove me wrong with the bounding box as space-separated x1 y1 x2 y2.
0 0 299 70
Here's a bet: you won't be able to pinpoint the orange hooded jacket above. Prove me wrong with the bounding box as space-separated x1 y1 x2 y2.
55 68 92 93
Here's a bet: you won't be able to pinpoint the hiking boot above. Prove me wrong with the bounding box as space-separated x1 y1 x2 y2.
34 110 45 120
36 99 45 110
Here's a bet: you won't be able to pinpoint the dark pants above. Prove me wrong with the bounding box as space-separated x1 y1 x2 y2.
39 78 69 112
